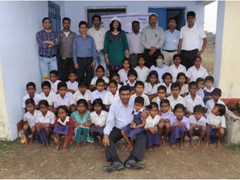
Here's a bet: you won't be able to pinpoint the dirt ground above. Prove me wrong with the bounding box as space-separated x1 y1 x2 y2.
1 139 240 179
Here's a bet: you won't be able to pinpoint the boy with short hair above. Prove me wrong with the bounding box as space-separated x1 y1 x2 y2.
169 54 186 82
91 79 107 103
22 82 41 109
66 71 78 94
152 85 167 109
73 82 91 107
130 81 150 106
39 81 56 111
49 70 61 93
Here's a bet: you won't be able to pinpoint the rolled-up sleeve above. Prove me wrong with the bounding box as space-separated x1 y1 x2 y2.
103 104 115 135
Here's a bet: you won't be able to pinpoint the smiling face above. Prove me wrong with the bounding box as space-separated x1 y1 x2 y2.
119 90 131 105
43 19 51 30
149 15 158 28
174 108 185 120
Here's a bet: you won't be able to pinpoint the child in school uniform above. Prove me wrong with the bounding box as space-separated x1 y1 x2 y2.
110 73 122 90
167 82 186 110
144 71 160 101
103 80 119 110
66 71 78 94
134 55 150 82
124 69 138 93
203 76 215 104
89 99 108 146
130 81 150 106
49 70 61 93
145 102 161 149
184 81 204 116
35 100 56 147
186 56 208 83
90 65 109 90
71 99 93 148
152 85 167 109
53 105 74 151
169 54 186 82
170 103 190 149
189 105 206 147
121 96 146 151
158 99 174 147
177 72 189 97
118 58 131 83
91 79 107 104
196 77 205 99
22 82 41 110
73 82 91 109
150 53 169 83
205 104 226 148
39 81 56 111
22 99 39 145
160 72 172 97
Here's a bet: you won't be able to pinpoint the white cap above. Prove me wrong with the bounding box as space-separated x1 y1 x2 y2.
111 16 120 22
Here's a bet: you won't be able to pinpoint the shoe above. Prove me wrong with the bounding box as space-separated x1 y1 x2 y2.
124 159 146 169
103 161 125 172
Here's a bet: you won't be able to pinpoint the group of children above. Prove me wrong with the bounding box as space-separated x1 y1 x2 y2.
21 53 228 151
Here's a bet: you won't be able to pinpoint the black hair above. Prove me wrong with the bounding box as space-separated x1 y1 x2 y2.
187 11 196 18
146 102 158 110
119 85 131 93
193 105 205 113
162 72 172 81
173 54 181 60
62 17 71 23
96 65 105 73
215 104 226 116
156 53 164 60
93 98 104 108
25 98 35 106
77 99 88 107
127 69 138 78
146 70 159 83
42 17 51 23
134 81 144 88
158 85 167 92
92 14 101 22
79 21 88 28
167 18 176 24
57 82 67 90
194 56 202 62
205 76 214 83
134 96 144 106
213 88 222 96
96 78 105 85
149 14 158 20
196 77 204 83
41 81 51 89
122 58 130 65
132 20 140 26
177 72 187 82
109 20 122 32
38 99 49 107
160 99 170 106
171 82 181 90
26 82 36 90
110 73 120 79
49 70 59 77
68 70 77 77
137 55 145 61
109 80 118 87
173 103 186 113
189 81 198 89
78 82 88 87
57 105 70 116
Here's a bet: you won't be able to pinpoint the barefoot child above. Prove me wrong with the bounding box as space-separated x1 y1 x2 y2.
189 105 206 147
53 105 74 151
121 96 146 151
170 103 190 149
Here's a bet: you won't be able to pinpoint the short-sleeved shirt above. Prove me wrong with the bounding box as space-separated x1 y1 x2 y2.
167 95 186 110
49 80 61 93
66 81 78 92
91 90 107 103
73 89 91 105
134 66 150 82
90 76 109 85
159 82 171 94
36 110 55 124
118 69 129 83
161 111 174 120
54 92 74 108
184 94 205 113
145 114 161 129
150 65 169 83
23 110 40 128
186 66 208 82
90 110 108 127
180 84 189 96
169 64 187 82
130 93 150 107
170 116 190 130
22 93 42 108
189 115 206 127
103 91 119 106
39 91 56 106
206 112 226 128
205 99 227 115
144 82 160 95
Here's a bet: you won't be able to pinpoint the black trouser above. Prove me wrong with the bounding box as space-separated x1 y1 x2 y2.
143 49 161 68
180 49 199 69
76 57 93 87
105 127 146 163
59 58 74 81
129 53 143 68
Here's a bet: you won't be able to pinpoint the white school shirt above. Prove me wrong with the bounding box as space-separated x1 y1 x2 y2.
144 82 160 95
22 93 42 108
56 116 70 126
197 88 204 99
161 111 174 120
189 115 206 127
103 91 119 105
73 89 91 105
118 69 129 83
91 90 107 103
145 114 161 129
124 80 136 87
36 110 55 124
180 23 206 51
203 86 214 93
130 93 150 106
169 64 187 82
206 112 226 128
180 84 189 95
39 91 56 106
160 82 171 94
54 92 74 108
134 66 150 82
90 110 108 127
49 80 61 93
23 110 40 128
186 66 208 82
150 65 169 82
88 27 106 52
170 116 190 130
127 32 144 54
66 81 78 92
184 94 205 113
103 99 134 135
167 95 186 110
205 99 228 115
90 76 109 85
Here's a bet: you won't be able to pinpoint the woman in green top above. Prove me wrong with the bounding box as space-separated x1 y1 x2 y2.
104 18 129 76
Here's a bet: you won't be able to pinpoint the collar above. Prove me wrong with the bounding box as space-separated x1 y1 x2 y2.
133 107 144 115
57 116 70 125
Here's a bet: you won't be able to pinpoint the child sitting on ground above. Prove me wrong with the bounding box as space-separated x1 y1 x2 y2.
73 82 91 109
152 85 167 109
160 72 172 97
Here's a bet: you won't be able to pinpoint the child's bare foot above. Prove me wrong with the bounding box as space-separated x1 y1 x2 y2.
28 140 34 146
180 144 184 150
82 141 87 146
190 139 194 146
205 142 209 148
125 144 133 151
56 143 61 151
162 139 166 147
76 143 81 149
217 141 222 148
171 144 176 149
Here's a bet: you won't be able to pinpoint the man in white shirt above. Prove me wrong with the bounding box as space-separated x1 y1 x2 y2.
88 15 108 76
178 11 207 69
102 86 146 172
141 14 165 68
127 21 144 68
162 18 180 66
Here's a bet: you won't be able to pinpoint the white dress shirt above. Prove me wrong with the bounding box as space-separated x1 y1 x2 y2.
144 82 160 95
189 115 206 127
91 89 107 103
134 66 150 82
169 64 187 82
145 114 161 129
184 94 205 113
22 93 42 108
88 27 106 52
54 92 74 108
73 89 91 105
127 32 144 54
130 93 150 106
103 91 119 105
186 66 208 82
206 112 226 128
23 110 40 128
36 110 55 124
90 110 108 127
167 95 186 110
39 91 56 106
150 65 169 82
66 81 78 91
49 80 61 93
118 69 129 83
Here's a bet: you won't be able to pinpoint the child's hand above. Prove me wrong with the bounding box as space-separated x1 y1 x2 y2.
130 122 136 129
141 111 149 120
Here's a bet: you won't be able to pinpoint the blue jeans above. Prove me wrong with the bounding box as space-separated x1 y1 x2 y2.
39 56 58 81
95 52 108 76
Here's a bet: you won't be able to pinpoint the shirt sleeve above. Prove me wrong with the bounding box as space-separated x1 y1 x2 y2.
36 32 49 48
23 114 27 122
73 37 78 64
156 28 166 49
179 27 184 39
103 104 116 135
199 27 207 39
220 116 226 128
50 112 56 124
69 93 74 105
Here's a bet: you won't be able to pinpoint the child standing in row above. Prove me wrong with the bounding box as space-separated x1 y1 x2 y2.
118 58 130 83
103 80 119 110
134 55 150 82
